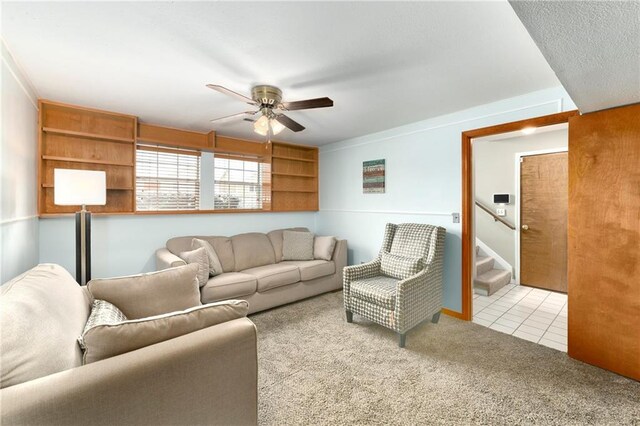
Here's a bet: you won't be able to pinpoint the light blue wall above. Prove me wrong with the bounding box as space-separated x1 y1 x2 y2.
1 43 39 283
317 86 576 313
39 212 317 279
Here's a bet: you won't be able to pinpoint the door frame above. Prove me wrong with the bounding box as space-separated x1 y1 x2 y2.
514 147 568 287
460 110 578 321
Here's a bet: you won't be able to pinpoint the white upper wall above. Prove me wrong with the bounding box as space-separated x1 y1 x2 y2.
318 86 576 313
1 41 39 283
474 127 568 271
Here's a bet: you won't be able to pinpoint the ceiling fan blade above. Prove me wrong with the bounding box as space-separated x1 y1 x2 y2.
275 114 306 132
210 111 257 124
280 97 333 111
206 84 257 105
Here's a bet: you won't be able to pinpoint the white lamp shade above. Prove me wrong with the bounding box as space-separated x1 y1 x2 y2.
54 169 107 206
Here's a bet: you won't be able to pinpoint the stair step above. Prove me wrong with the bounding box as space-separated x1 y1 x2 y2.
474 269 512 296
476 256 495 276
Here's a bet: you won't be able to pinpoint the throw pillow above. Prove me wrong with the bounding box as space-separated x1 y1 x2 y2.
87 264 201 319
314 236 337 261
179 247 210 287
78 299 249 364
191 238 224 276
282 230 314 261
380 252 423 280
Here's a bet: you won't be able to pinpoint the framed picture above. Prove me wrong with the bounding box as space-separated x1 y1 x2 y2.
363 159 385 193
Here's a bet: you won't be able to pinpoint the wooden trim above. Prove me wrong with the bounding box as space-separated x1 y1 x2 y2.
137 122 213 151
460 110 578 321
42 127 135 143
441 308 465 320
39 99 137 119
272 189 317 193
137 144 202 156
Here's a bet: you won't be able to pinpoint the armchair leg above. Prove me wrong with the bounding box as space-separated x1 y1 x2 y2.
432 312 441 324
398 333 406 348
346 310 353 323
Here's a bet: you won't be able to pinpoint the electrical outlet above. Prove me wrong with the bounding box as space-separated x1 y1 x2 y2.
496 208 506 217
452 213 460 223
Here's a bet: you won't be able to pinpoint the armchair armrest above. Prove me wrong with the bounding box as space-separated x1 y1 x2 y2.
395 264 443 332
343 259 381 295
156 247 186 270
0 318 258 426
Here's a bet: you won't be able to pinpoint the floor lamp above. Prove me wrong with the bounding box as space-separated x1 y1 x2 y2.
54 169 106 285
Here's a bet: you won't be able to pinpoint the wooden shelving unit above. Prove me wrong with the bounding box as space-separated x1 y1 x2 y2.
38 100 137 215
270 142 318 211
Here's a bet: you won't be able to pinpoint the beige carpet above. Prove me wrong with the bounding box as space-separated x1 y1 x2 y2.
251 291 639 425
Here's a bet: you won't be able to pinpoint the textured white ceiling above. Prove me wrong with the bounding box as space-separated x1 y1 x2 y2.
2 1 560 145
510 0 640 113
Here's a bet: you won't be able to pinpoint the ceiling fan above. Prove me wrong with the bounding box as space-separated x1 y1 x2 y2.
206 84 333 136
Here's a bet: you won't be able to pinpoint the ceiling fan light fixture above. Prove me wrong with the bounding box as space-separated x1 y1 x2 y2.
270 118 285 135
253 115 269 136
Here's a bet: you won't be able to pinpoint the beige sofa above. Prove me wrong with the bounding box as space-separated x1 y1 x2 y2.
0 264 258 426
156 228 347 314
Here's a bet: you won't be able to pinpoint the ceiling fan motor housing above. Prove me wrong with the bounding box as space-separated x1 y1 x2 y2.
252 85 282 107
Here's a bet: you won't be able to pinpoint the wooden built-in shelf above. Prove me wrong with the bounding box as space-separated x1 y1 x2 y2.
271 155 315 163
42 127 135 144
272 172 316 178
272 188 317 193
42 155 133 167
41 183 133 190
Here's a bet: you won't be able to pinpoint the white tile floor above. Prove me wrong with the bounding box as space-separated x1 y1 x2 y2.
473 284 568 352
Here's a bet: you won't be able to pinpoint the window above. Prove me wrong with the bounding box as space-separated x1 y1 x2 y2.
136 146 200 211
214 155 263 209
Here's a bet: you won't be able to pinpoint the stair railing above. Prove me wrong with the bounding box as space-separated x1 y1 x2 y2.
475 200 516 230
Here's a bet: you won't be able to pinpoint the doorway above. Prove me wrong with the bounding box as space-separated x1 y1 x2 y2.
460 111 578 352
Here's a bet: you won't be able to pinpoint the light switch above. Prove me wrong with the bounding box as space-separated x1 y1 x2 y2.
496 208 506 217
452 213 460 223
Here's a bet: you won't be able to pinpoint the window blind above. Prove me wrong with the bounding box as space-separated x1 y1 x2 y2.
136 145 200 211
213 155 263 209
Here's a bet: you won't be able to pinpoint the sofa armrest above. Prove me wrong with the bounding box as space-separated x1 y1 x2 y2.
0 318 258 426
332 239 348 285
156 247 186 270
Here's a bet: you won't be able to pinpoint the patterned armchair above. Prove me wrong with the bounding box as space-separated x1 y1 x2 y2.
343 223 446 347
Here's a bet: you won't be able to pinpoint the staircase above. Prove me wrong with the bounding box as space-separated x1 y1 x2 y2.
474 246 512 296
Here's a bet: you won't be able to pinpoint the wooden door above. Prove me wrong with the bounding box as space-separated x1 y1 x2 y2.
568 103 640 381
520 152 568 292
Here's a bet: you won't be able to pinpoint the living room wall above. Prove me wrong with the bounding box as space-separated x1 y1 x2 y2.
1 43 39 283
316 86 576 314
39 212 317 279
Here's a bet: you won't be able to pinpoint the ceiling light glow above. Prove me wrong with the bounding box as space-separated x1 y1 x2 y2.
521 127 537 135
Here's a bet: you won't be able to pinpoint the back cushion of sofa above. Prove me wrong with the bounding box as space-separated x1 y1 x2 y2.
232 233 276 271
267 227 310 263
0 264 91 388
166 236 235 272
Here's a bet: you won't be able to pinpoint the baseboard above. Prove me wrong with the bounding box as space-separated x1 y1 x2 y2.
441 308 466 320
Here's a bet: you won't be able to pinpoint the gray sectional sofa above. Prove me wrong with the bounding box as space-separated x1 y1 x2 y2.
156 228 348 314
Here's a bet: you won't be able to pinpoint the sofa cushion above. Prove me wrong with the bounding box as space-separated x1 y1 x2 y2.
267 227 310 263
88 264 201 319
350 276 398 310
242 264 301 292
78 300 249 364
380 252 423 280
179 247 210 287
280 260 336 281
282 230 314 261
167 236 235 272
314 236 337 261
201 273 257 303
231 233 276 271
191 238 223 276
0 264 91 389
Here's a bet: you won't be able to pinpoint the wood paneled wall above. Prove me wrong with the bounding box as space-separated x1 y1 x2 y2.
568 103 640 380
